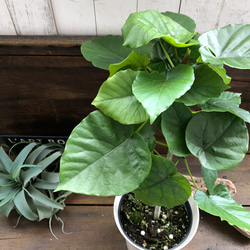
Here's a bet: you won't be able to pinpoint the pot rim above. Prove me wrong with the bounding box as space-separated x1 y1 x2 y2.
114 194 199 250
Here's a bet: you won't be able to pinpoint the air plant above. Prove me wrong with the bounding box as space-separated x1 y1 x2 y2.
0 142 71 239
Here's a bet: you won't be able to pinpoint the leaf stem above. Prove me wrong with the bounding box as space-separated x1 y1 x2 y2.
155 140 168 148
135 119 149 133
174 47 179 62
184 158 199 190
160 41 175 68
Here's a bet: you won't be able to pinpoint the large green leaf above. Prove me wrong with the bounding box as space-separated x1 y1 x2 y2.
109 50 151 77
195 188 250 231
81 35 152 70
134 155 191 208
199 24 250 69
122 10 198 48
56 110 152 196
92 70 149 124
200 91 250 123
161 102 192 157
81 36 132 70
133 64 194 123
177 64 229 106
186 112 249 171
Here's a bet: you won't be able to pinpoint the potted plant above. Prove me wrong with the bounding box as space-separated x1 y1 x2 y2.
0 142 71 239
56 9 250 249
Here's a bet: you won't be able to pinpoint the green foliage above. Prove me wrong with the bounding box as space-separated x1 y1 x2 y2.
0 143 71 238
57 9 250 231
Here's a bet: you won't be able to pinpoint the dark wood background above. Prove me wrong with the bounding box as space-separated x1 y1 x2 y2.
0 36 250 139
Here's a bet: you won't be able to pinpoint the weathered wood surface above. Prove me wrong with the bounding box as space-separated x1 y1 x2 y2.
0 39 249 249
1 0 250 35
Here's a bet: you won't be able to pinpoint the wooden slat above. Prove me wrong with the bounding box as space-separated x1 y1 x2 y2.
0 206 127 250
0 0 16 35
0 36 90 55
5 0 57 35
179 0 225 33
0 54 108 136
51 0 96 35
65 194 115 205
138 0 181 12
94 0 137 35
0 201 249 249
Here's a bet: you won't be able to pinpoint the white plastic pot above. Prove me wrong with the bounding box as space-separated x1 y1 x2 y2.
114 195 199 250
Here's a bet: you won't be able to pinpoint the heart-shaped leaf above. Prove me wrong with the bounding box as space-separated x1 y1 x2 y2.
134 155 191 208
186 112 249 171
177 64 229 106
133 64 194 123
92 69 149 124
81 35 152 70
161 102 192 157
122 10 198 48
199 24 250 69
57 111 152 196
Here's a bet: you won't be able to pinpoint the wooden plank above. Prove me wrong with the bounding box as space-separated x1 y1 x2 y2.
0 0 16 35
0 55 108 136
65 194 115 205
179 0 225 33
94 0 137 35
0 36 90 56
0 205 249 249
5 0 57 35
0 206 127 250
138 0 180 12
51 0 96 35
218 0 250 27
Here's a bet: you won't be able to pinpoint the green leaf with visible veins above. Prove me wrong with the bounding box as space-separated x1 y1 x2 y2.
199 24 250 69
161 102 192 157
109 50 151 77
81 35 152 70
195 187 250 231
134 155 191 208
200 92 250 123
201 166 217 195
177 64 229 106
92 69 149 124
133 64 194 123
56 110 152 196
122 10 198 48
186 112 249 171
